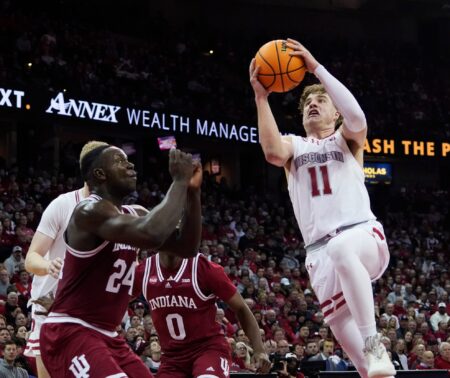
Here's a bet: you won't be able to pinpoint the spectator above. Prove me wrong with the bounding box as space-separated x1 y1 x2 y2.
382 303 400 329
394 339 409 370
4 246 24 277
416 350 435 370
0 269 10 298
430 302 449 332
216 307 235 337
277 339 290 357
0 340 28 377
234 342 254 371
434 342 450 370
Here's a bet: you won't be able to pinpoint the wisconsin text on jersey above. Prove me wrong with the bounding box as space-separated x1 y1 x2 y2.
294 151 344 170
148 295 197 311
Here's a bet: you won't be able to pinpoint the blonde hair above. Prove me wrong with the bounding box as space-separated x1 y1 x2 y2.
79 141 110 166
236 342 253 366
298 84 343 128
79 140 110 180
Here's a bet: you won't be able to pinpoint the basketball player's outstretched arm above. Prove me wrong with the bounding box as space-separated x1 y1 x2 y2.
227 292 271 373
249 59 294 167
68 149 194 250
286 38 367 148
157 162 202 258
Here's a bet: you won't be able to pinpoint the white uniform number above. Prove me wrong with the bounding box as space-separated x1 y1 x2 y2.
166 313 186 340
106 259 136 295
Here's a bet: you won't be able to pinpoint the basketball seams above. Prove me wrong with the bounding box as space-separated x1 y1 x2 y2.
255 39 306 92
258 65 306 76
256 51 276 89
274 40 285 92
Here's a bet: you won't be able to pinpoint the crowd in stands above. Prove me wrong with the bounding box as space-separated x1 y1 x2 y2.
0 162 448 376
1 0 450 142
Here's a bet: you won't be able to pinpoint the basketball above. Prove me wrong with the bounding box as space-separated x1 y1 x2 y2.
255 39 306 93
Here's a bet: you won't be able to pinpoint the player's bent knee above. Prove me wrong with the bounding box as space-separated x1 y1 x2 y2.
196 375 220 378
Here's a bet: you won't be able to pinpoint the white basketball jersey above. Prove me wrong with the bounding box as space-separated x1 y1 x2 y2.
287 131 375 246
30 188 86 300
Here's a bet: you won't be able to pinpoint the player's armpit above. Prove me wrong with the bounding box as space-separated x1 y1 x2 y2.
341 123 367 149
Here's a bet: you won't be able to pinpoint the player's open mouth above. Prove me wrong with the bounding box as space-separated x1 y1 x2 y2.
308 110 319 117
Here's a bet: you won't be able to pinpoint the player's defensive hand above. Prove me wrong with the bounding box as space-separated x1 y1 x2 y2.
249 58 271 100
286 38 320 73
169 149 194 184
47 257 63 279
253 351 271 374
189 161 203 191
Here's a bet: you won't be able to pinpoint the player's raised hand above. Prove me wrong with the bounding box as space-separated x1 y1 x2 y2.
47 257 63 279
286 38 320 73
253 351 271 374
189 161 203 191
249 58 271 99
169 149 194 184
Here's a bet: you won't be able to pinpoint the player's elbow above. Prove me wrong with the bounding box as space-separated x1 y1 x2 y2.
140 227 167 250
344 110 367 132
264 152 286 167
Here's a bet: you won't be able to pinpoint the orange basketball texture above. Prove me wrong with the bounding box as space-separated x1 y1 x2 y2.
255 40 306 93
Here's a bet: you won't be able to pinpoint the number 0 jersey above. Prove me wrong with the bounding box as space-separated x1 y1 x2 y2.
47 195 140 333
134 253 237 356
287 131 375 246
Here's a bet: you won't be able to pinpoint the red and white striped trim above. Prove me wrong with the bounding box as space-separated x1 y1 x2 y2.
122 205 138 216
142 257 152 301
320 291 347 319
44 312 118 337
372 227 385 241
192 254 215 302
67 240 109 258
106 374 128 378
156 254 188 283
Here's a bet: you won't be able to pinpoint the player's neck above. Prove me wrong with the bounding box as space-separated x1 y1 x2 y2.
91 188 123 208
159 252 182 270
81 183 89 198
306 124 335 140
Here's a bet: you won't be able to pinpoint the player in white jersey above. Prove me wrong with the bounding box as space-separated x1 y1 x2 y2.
249 38 395 378
24 184 89 378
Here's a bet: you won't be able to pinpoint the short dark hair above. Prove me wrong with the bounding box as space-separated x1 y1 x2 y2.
3 340 16 348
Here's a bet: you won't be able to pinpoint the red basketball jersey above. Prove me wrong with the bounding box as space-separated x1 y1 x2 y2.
134 253 237 355
48 195 140 332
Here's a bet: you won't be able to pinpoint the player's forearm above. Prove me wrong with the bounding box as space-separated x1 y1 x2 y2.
25 251 50 276
158 188 201 257
142 180 188 248
235 305 265 353
255 97 286 165
314 65 366 132
178 188 202 253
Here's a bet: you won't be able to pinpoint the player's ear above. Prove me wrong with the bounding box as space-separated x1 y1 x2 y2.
93 168 106 181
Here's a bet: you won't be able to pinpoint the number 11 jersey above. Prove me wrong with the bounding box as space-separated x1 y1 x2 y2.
287 131 375 246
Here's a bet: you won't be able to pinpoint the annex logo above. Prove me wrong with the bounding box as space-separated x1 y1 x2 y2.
46 92 121 123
